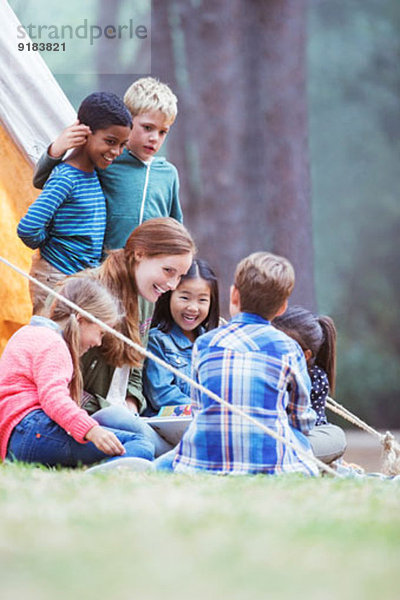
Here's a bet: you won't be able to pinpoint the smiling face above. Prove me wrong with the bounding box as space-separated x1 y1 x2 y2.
134 252 193 303
127 110 172 162
170 277 211 341
85 124 131 169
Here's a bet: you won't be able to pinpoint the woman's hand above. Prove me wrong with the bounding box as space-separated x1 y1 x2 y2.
85 425 125 456
49 120 92 158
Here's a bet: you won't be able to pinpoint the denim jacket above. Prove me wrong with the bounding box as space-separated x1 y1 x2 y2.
143 323 201 416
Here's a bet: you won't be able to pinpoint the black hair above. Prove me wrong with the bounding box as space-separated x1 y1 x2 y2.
77 92 132 132
151 258 220 337
273 305 337 394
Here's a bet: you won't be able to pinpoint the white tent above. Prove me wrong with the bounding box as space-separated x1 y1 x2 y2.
0 0 76 351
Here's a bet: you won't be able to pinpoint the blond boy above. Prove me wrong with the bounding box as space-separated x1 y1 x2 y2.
33 77 182 251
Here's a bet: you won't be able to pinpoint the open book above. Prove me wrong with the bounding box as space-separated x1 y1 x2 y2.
143 405 192 445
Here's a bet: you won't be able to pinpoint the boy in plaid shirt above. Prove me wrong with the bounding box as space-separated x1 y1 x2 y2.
173 251 319 476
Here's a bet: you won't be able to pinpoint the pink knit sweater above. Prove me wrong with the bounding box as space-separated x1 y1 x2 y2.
0 324 98 460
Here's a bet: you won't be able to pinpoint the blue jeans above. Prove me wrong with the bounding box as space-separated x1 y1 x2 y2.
154 448 177 471
6 409 154 467
93 405 173 458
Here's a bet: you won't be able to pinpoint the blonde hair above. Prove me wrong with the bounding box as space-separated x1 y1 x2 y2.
124 77 177 122
98 218 196 367
48 277 122 405
234 252 295 320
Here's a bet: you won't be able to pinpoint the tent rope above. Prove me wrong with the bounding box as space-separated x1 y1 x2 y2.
326 397 400 476
0 255 363 478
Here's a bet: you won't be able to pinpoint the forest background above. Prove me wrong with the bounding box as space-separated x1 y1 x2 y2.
9 0 400 429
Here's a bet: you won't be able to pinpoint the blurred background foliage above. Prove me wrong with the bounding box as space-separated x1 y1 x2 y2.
9 0 400 427
308 0 400 427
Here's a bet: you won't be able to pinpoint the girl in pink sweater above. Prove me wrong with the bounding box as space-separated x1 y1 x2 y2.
0 277 154 467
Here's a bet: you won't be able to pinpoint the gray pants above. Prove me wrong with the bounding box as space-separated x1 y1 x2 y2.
308 424 347 464
29 252 67 315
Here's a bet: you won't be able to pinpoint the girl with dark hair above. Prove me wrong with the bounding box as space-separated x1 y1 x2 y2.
273 305 347 464
143 259 220 415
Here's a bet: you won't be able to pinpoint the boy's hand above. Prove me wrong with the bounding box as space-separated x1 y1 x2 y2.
49 120 91 158
85 425 125 456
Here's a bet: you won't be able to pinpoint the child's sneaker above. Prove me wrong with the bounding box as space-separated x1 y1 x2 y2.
330 458 366 478
85 457 155 474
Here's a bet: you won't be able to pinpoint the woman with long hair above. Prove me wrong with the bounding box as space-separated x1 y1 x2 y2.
80 217 196 457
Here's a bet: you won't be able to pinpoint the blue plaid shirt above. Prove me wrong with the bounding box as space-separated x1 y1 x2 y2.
174 312 318 476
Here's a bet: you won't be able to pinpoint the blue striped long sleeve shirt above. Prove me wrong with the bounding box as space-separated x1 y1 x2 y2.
174 312 319 476
17 163 106 275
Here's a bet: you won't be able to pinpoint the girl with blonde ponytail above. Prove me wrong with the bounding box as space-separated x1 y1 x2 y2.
0 277 154 467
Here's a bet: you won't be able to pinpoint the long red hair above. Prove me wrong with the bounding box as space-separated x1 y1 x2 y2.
98 218 196 367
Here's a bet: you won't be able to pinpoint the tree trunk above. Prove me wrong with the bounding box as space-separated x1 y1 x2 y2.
152 0 315 314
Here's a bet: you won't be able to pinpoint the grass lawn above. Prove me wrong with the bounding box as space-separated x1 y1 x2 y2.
0 462 399 600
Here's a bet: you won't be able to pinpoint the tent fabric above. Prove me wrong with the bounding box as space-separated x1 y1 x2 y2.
0 0 76 352
0 0 76 163
0 124 36 350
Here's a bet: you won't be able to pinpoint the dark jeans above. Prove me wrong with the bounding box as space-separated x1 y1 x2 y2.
6 409 154 467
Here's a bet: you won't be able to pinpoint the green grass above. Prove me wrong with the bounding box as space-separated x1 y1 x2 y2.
1 463 399 600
